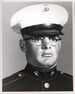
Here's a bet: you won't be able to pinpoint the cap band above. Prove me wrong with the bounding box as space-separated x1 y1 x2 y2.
21 24 63 36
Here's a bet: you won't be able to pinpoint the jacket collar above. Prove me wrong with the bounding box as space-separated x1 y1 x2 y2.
24 63 57 81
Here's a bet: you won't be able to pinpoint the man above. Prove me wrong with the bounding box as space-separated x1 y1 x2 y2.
3 3 73 91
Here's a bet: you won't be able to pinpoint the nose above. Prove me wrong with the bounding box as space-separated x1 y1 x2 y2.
41 37 51 50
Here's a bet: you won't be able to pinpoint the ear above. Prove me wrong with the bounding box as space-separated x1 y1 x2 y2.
19 39 26 52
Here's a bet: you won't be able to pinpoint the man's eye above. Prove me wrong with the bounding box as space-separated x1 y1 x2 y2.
51 36 61 41
35 37 41 41
31 37 42 42
34 37 43 41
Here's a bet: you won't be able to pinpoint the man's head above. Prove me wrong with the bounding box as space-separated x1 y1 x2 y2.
10 3 68 69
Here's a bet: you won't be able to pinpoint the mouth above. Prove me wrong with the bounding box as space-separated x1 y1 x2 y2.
42 53 53 57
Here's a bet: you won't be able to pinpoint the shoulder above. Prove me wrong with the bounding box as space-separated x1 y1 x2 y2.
3 69 26 86
57 70 73 81
54 70 73 91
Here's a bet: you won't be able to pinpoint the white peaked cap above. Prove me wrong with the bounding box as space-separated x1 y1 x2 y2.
10 3 68 34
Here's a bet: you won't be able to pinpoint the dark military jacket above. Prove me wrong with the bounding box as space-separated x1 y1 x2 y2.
3 63 73 91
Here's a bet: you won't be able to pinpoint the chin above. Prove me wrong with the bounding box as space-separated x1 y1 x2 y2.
38 60 56 67
43 62 55 66
36 56 58 67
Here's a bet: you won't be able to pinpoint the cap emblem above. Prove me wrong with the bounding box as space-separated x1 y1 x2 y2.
43 3 49 12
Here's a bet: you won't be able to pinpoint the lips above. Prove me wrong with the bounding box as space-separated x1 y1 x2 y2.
42 53 53 57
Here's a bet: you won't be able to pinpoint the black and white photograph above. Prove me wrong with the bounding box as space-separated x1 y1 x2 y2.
2 0 74 92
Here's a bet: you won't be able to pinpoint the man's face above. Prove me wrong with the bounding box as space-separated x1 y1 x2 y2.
24 35 61 68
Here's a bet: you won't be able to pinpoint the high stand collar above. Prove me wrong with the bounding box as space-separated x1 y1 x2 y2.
24 63 57 81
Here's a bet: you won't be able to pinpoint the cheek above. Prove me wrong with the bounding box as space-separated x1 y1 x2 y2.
51 42 61 55
56 42 61 53
26 41 42 58
31 45 41 57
